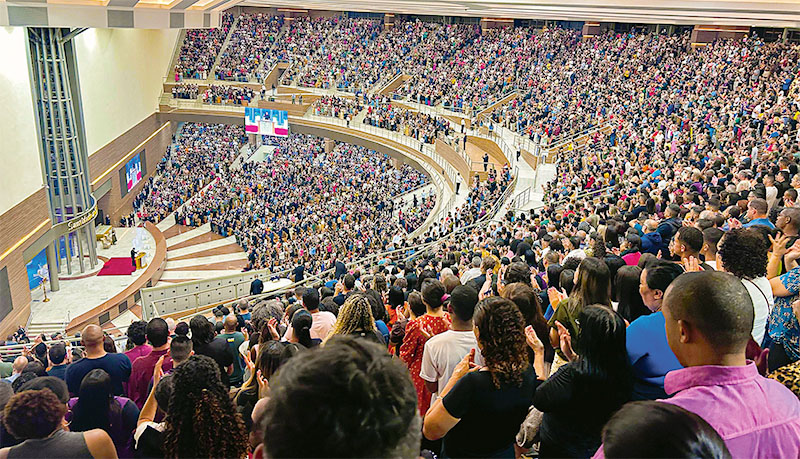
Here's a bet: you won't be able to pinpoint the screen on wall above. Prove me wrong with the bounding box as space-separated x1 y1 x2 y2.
125 153 143 192
25 249 48 291
245 107 289 137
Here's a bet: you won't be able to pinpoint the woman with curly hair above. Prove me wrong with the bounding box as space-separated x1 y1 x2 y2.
423 297 540 458
534 305 632 458
324 294 384 345
162 355 247 459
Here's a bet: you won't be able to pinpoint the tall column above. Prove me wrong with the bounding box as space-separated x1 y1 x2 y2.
45 243 60 292
27 27 97 274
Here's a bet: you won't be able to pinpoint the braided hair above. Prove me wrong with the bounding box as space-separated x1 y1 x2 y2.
162 355 248 458
323 294 375 343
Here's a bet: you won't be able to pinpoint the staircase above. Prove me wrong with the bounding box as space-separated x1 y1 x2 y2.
210 15 242 82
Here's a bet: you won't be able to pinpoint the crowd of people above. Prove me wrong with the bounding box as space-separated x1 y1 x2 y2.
173 12 233 81
173 133 437 273
201 84 255 105
363 95 455 144
170 84 199 100
132 123 246 224
310 95 364 119
214 13 284 82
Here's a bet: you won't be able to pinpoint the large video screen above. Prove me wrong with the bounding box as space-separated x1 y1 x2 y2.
125 153 143 192
245 107 289 137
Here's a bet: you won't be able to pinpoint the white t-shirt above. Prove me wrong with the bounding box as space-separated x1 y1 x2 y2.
741 277 773 343
419 330 483 396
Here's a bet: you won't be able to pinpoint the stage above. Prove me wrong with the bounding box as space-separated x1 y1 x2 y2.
29 226 156 332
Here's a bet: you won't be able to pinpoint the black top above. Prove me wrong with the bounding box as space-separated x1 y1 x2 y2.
250 278 263 295
442 367 540 458
195 337 234 387
533 364 629 458
134 424 164 459
292 265 305 282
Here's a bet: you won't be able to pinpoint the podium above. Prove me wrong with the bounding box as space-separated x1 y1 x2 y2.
135 252 147 269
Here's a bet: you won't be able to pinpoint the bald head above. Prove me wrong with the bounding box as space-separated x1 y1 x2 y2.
11 356 27 374
663 271 753 360
82 325 104 349
224 315 238 332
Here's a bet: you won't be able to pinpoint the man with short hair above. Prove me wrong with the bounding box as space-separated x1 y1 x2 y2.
46 343 69 380
459 256 483 285
700 227 724 271
420 286 481 398
661 271 800 455
640 219 663 255
743 198 775 228
333 274 355 306
4 357 27 384
220 315 246 387
467 258 496 292
65 325 131 396
128 318 173 408
283 288 336 341
670 226 711 270
656 204 682 252
255 336 420 459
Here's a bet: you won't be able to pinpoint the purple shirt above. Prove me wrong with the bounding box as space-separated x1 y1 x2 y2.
663 362 800 458
124 344 152 364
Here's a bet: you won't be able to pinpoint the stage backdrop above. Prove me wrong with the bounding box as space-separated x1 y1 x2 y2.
245 107 288 137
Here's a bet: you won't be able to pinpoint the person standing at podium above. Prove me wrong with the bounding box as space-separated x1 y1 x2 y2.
131 248 137 269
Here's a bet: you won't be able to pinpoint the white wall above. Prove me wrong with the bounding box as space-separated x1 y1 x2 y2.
74 28 178 155
0 27 44 216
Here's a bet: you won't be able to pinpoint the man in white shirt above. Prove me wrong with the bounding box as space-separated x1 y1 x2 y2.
459 256 482 285
420 285 482 398
283 288 336 341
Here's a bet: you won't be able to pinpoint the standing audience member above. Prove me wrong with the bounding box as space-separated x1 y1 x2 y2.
219 315 246 387
65 325 131 396
424 297 541 458
123 322 151 364
46 343 69 381
67 369 140 458
660 271 800 456
256 336 420 459
189 315 233 388
127 318 173 409
0 389 118 458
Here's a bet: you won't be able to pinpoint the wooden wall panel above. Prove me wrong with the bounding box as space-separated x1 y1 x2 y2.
0 188 52 339
88 113 176 224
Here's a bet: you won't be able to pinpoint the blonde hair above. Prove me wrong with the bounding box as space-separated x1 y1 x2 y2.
323 295 375 344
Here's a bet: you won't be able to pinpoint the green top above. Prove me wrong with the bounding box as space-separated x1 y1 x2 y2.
220 332 246 384
548 298 583 361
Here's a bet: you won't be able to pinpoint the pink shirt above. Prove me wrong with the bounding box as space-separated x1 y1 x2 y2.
593 362 800 459
662 363 800 457
124 344 152 364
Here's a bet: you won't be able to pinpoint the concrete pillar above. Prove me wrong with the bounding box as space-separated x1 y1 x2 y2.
324 138 335 153
391 157 403 169
46 243 60 292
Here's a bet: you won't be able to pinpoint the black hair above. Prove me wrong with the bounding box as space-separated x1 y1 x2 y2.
262 336 420 458
387 286 405 308
417 269 438 292
170 335 193 363
407 291 426 317
291 310 316 348
303 287 320 310
146 318 169 348
676 226 704 253
718 228 768 279
343 274 356 290
572 305 633 407
48 343 66 365
174 321 189 337
127 321 148 346
560 269 576 295
603 401 731 458
645 261 685 292
664 271 754 353
615 266 650 323
189 315 216 348
17 376 69 403
546 264 563 290
69 369 121 435
420 279 446 310
449 285 478 322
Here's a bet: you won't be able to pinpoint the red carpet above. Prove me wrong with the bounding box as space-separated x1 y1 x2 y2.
97 257 135 276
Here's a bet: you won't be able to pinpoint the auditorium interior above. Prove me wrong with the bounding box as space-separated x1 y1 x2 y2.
0 0 799 456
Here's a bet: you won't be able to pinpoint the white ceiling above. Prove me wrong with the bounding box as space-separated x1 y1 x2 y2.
238 0 800 27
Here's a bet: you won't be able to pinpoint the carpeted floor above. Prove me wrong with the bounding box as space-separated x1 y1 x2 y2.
97 257 135 276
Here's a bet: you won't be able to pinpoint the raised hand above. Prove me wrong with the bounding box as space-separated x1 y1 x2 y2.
452 349 479 380
267 318 280 341
554 321 576 362
153 355 165 386
525 325 544 353
769 233 791 257
682 256 702 272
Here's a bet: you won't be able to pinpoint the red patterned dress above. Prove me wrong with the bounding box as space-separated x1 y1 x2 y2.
400 314 451 416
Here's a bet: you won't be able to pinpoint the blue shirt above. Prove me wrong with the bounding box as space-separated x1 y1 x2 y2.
769 268 800 360
743 218 775 229
65 353 131 396
626 312 683 400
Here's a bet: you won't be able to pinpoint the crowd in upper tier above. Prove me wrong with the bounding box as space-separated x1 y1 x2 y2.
173 12 234 81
